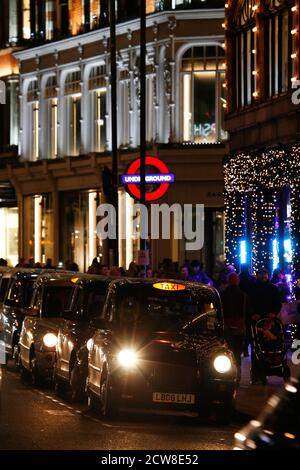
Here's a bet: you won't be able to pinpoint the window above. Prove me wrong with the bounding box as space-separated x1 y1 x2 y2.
267 8 293 97
89 66 107 152
235 28 256 107
146 64 155 143
22 0 31 39
27 79 39 161
119 70 130 147
182 46 226 143
24 194 54 263
65 71 81 156
45 76 58 158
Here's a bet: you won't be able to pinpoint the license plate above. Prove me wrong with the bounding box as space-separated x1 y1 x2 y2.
153 392 195 404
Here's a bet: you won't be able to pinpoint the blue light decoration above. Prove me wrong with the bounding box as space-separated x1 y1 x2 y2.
272 239 280 272
284 238 292 264
240 240 247 265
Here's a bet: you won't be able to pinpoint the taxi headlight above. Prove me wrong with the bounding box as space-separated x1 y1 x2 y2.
86 338 93 352
213 355 232 374
117 349 138 368
43 333 58 348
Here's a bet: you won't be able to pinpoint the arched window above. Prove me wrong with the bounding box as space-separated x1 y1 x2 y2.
65 71 81 156
27 79 39 160
181 45 227 143
44 75 58 158
89 65 106 152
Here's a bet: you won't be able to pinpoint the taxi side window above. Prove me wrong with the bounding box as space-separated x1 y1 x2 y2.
104 295 116 323
71 287 84 319
6 280 22 307
31 288 42 315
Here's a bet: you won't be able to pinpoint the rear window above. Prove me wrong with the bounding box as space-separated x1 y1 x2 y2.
5 279 35 308
83 283 109 318
0 278 9 302
42 286 74 318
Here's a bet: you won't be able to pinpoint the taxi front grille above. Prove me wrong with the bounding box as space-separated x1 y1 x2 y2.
150 363 197 391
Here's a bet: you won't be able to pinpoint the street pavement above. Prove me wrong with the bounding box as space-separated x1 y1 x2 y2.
0 356 298 451
0 364 239 450
236 354 300 419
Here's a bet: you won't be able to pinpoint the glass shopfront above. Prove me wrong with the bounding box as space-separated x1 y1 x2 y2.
0 207 18 267
59 190 102 272
24 194 54 263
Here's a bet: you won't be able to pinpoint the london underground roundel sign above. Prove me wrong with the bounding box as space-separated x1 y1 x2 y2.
121 156 175 202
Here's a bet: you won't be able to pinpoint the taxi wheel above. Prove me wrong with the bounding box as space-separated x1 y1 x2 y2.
20 364 30 383
30 355 41 388
100 370 120 419
215 399 235 425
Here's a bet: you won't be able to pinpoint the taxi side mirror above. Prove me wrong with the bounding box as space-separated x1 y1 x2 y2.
26 307 39 317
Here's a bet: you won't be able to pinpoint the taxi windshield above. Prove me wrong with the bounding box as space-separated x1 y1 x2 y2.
42 286 74 317
115 284 221 335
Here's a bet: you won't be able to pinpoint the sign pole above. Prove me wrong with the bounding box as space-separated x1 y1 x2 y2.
140 0 147 276
109 0 119 267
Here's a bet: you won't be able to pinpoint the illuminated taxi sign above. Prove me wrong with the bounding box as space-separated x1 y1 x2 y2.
153 282 186 292
71 277 80 284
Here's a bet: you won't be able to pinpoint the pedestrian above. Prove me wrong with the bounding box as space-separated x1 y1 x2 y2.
221 272 250 384
126 261 138 277
249 268 282 384
146 266 153 278
87 257 100 274
45 258 55 269
178 264 190 281
271 269 290 303
109 266 121 277
188 260 212 285
99 264 109 276
69 262 79 272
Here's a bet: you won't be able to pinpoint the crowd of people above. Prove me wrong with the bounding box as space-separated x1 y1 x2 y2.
0 254 293 385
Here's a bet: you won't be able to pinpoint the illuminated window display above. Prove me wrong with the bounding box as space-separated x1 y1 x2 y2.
182 46 226 143
24 194 54 263
0 207 18 267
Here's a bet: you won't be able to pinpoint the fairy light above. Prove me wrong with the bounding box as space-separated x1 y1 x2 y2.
224 146 300 272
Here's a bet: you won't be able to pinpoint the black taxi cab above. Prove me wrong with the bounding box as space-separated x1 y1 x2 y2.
0 269 45 366
86 279 238 423
19 272 77 385
54 275 112 401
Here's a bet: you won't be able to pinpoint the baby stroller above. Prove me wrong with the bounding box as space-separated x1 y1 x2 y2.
250 317 290 384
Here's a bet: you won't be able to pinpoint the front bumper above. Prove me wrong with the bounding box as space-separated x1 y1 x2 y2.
36 350 56 378
111 363 236 410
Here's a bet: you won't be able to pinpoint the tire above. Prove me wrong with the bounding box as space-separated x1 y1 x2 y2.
54 375 67 398
13 344 21 371
283 365 291 382
87 392 99 411
99 369 120 419
70 366 86 403
29 354 41 388
20 364 30 383
215 399 235 425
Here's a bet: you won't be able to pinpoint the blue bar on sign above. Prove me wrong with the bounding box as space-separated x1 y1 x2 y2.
121 173 175 184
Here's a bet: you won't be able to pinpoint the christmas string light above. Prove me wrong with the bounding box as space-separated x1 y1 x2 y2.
224 145 300 273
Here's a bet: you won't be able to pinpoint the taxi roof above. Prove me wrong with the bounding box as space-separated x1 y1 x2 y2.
32 271 80 288
108 278 218 296
2 268 55 281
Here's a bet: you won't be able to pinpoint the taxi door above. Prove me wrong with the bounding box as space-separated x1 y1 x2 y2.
88 293 114 396
56 286 82 379
19 287 42 369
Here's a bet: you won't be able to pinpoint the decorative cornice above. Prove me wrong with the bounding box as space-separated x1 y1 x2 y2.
14 9 224 62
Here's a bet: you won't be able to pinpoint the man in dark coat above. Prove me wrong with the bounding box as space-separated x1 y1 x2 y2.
221 272 251 384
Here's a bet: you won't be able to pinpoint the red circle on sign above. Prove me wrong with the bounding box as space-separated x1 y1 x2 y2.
125 156 170 202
